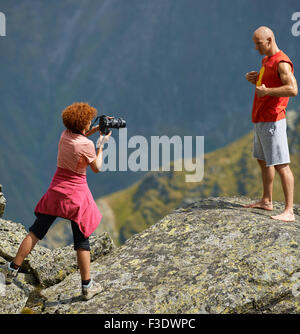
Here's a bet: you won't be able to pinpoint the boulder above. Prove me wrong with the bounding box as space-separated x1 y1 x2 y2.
1 197 300 314
0 218 115 288
29 232 115 288
0 256 37 314
40 197 300 314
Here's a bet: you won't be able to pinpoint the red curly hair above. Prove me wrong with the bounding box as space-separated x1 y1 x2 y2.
62 102 97 132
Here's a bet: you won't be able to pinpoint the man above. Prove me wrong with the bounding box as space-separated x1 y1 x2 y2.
244 26 298 222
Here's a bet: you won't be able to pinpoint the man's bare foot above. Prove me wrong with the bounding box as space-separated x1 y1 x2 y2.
270 211 295 222
243 200 273 211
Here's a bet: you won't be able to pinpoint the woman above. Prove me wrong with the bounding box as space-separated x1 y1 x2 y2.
4 102 111 301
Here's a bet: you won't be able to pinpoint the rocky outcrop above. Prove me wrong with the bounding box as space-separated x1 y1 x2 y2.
0 217 115 313
1 196 300 314
0 185 6 217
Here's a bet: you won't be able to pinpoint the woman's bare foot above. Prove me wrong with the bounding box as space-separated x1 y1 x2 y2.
243 200 273 211
271 210 295 222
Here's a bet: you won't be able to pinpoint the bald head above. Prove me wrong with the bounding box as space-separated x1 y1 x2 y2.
253 26 275 42
252 26 279 56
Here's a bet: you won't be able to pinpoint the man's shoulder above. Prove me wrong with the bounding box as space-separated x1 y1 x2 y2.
277 51 294 72
276 50 293 63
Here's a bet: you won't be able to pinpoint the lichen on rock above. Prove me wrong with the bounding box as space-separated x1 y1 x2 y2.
1 196 300 314
0 216 115 313
41 197 300 314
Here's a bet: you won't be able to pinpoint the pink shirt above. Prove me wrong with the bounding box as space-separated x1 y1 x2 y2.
57 129 96 175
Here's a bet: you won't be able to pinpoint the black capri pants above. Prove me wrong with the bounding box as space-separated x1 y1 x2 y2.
29 213 90 251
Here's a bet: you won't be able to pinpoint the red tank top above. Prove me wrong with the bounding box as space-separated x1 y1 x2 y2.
252 50 294 123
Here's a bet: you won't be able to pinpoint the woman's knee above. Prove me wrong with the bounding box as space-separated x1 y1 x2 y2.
71 221 90 251
74 243 90 251
28 231 40 244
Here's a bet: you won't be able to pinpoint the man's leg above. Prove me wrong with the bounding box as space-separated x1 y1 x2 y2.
244 159 275 210
271 163 295 222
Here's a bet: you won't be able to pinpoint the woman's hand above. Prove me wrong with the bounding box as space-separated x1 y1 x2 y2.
85 116 114 137
91 130 112 173
100 116 114 132
96 130 112 149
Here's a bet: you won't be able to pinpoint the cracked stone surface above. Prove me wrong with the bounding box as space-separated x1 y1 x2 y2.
0 218 115 313
1 197 300 313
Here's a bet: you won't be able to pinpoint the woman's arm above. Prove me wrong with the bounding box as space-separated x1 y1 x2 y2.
89 147 103 173
85 126 99 137
89 131 112 173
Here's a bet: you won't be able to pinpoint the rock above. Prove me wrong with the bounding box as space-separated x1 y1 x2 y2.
0 257 37 314
30 232 115 288
1 197 300 314
40 197 300 314
0 218 33 261
0 185 6 217
0 218 115 288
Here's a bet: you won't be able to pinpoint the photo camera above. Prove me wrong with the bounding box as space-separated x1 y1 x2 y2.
93 115 126 135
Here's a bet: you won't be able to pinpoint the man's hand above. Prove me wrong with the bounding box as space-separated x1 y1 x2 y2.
245 71 258 85
255 84 268 97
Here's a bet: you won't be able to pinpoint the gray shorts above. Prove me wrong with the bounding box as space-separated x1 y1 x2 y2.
253 118 290 167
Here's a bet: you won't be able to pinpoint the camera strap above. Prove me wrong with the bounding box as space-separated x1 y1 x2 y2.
71 129 85 136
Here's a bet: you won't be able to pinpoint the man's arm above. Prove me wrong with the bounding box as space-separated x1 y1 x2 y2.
256 62 298 97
